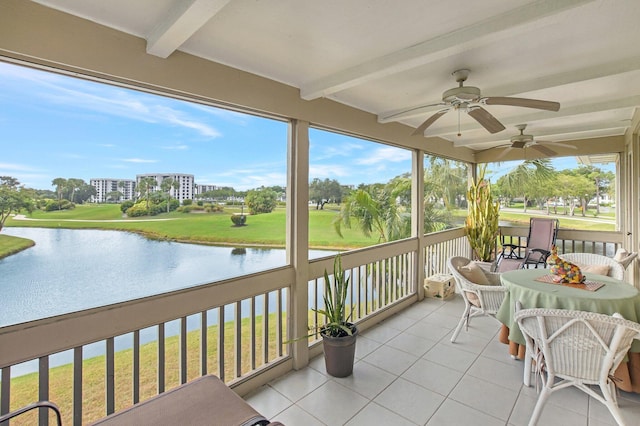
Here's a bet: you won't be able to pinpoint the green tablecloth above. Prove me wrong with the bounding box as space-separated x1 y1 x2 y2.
496 268 640 351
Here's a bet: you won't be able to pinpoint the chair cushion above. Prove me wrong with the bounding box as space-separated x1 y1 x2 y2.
614 248 629 262
458 261 490 285
581 264 610 276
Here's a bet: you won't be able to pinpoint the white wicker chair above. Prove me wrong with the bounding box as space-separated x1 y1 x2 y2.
447 256 508 343
559 252 625 280
515 308 640 426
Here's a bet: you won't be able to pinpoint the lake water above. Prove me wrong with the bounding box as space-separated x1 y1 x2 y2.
1 227 334 326
2 227 335 376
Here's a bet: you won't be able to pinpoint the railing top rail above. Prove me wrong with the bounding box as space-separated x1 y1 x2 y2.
0 266 294 368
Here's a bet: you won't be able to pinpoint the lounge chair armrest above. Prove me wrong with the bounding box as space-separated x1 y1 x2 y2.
501 243 524 250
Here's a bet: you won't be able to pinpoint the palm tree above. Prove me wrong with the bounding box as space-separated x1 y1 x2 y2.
499 159 554 212
51 177 67 210
137 176 157 213
333 187 407 243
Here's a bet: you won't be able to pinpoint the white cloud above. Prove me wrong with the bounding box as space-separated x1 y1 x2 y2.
0 163 41 172
162 144 189 150
0 63 222 139
310 141 364 160
309 164 352 179
121 158 158 163
355 147 411 165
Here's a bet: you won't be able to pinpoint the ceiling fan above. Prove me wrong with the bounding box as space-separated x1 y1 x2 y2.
407 69 560 136
495 124 577 159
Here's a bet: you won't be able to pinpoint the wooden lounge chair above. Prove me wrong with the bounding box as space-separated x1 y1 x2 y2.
91 375 283 426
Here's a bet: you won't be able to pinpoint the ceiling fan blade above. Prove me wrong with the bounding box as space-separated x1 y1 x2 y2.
411 109 449 136
383 102 447 121
467 107 506 134
495 146 513 160
485 97 560 112
531 144 557 156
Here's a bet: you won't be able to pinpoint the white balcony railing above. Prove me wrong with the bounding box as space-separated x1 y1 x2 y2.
0 226 626 425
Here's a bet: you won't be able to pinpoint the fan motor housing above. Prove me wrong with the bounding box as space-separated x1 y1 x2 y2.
443 86 481 102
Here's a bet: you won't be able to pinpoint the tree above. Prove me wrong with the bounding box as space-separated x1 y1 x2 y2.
572 165 614 216
66 178 85 203
137 176 158 212
0 176 34 232
245 187 277 214
106 191 123 203
333 186 407 243
425 157 467 209
51 177 67 210
160 177 180 212
75 183 96 204
497 159 554 211
309 178 342 209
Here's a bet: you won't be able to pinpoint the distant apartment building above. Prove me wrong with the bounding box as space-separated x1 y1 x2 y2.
195 184 218 196
136 173 194 204
90 178 136 203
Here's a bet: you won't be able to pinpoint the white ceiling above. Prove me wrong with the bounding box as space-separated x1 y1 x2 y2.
32 0 640 154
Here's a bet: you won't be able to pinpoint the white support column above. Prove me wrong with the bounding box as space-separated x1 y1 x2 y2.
626 128 640 287
412 150 426 300
287 119 310 369
467 163 477 260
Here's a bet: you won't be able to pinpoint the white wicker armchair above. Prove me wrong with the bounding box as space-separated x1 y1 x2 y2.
515 308 640 426
559 252 625 280
447 256 508 343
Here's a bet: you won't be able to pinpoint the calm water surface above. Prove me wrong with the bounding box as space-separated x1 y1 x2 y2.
2 227 336 377
1 227 331 327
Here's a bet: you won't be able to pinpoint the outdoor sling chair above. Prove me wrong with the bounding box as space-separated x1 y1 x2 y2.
496 217 559 272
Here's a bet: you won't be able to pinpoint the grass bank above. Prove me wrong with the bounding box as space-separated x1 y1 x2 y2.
6 204 376 249
0 234 35 259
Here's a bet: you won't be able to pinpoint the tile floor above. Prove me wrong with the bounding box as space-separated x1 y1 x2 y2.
245 294 640 425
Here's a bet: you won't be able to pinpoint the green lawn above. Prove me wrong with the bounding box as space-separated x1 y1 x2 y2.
5 204 377 250
0 234 35 259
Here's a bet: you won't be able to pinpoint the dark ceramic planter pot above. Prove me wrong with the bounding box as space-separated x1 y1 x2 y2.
321 325 358 377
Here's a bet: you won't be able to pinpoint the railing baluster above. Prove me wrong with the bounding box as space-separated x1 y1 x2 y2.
133 330 140 404
180 316 187 385
218 307 225 381
262 293 269 364
1 367 10 426
277 289 283 357
250 297 256 371
106 338 115 415
200 312 207 376
38 357 49 426
158 324 165 394
235 302 242 379
73 347 82 426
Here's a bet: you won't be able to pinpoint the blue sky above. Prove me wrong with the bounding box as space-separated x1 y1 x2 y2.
0 61 610 191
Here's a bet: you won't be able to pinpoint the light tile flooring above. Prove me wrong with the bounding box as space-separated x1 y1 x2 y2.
245 294 640 425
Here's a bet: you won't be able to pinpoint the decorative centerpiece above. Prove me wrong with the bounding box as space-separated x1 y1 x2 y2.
546 246 585 283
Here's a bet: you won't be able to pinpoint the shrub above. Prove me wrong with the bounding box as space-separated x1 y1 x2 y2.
245 188 277 214
126 203 150 217
120 200 134 213
182 199 193 206
231 214 247 226
44 199 75 211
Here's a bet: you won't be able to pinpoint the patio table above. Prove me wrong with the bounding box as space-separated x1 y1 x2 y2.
496 268 640 392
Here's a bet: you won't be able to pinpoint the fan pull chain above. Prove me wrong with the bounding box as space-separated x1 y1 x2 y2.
457 108 461 137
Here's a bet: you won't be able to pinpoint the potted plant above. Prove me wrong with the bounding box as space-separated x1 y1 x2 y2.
465 165 500 268
315 254 357 377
